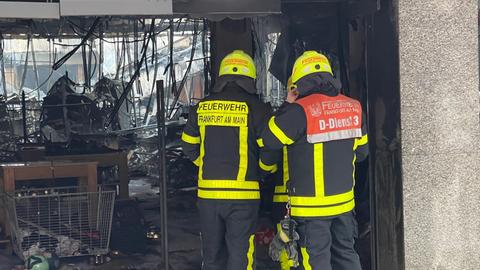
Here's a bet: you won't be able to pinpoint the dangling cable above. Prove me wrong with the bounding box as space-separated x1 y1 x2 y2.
202 19 209 96
168 20 199 119
169 18 177 96
19 35 31 93
29 40 56 96
30 37 40 100
99 21 104 79
82 42 89 89
0 34 7 96
89 41 98 85
114 34 124 80
106 20 156 128
143 34 159 125
52 17 100 70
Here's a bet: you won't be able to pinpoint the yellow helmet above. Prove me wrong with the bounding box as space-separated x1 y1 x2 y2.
291 51 333 83
287 76 296 91
219 50 256 79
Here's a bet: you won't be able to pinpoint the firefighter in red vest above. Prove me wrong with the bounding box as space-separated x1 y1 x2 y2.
261 51 368 270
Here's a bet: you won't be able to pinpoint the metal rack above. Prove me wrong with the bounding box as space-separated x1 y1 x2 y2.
4 186 115 260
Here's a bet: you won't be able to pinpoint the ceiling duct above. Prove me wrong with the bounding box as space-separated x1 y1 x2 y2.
60 0 172 16
0 1 60 19
0 0 173 18
173 0 281 20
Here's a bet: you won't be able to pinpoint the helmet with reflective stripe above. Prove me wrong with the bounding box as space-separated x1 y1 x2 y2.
219 50 256 79
291 51 333 83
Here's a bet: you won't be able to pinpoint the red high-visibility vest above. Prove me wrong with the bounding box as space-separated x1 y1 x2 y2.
296 93 362 143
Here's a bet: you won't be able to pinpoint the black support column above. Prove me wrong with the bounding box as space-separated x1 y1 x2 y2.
365 0 404 269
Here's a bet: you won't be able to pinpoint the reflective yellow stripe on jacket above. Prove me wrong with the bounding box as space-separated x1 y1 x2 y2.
259 159 278 173
273 147 289 203
181 132 201 144
289 143 355 217
198 189 260 200
269 117 294 145
354 134 368 150
196 100 260 200
197 180 260 200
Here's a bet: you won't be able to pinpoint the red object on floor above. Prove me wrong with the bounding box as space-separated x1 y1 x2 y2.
255 227 275 245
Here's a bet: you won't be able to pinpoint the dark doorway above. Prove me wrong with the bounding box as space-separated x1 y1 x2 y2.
255 0 405 269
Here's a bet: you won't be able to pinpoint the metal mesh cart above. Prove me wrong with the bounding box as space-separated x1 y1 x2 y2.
4 187 115 260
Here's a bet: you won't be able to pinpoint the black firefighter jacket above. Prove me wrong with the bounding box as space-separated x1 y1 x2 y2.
182 81 278 201
261 74 369 218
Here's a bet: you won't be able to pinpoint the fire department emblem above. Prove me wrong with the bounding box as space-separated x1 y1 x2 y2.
307 103 323 117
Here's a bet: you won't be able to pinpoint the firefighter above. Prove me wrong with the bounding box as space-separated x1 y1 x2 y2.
181 50 278 270
261 51 368 270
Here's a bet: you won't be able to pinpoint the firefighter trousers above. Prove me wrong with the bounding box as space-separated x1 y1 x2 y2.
198 199 259 270
295 211 361 270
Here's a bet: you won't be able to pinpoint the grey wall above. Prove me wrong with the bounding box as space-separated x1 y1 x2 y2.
399 0 480 269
